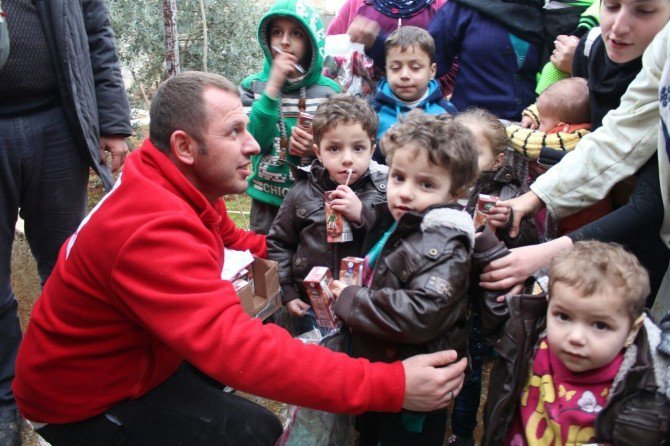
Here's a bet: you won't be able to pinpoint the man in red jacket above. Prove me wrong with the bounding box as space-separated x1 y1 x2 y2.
13 71 467 446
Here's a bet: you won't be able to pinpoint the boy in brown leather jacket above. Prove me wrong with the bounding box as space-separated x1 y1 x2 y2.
331 110 478 446
475 237 670 445
267 95 386 334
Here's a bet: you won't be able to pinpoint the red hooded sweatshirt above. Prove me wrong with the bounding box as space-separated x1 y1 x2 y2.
13 140 404 423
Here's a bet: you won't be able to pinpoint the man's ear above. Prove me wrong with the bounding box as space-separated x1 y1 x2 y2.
169 131 196 166
625 313 646 348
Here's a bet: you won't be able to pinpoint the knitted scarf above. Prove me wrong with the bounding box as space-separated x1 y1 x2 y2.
365 0 436 19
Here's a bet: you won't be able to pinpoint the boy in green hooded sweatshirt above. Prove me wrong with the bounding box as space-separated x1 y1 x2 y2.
241 0 340 234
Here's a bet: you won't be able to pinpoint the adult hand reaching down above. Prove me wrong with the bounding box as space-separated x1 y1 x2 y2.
99 135 130 172
494 191 545 238
402 350 467 411
479 236 574 293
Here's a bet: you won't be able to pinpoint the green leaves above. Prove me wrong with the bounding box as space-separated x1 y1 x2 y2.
106 0 264 108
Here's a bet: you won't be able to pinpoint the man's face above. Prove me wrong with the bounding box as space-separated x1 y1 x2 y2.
191 88 259 202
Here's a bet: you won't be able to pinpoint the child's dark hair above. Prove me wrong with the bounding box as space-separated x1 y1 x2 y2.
312 94 378 146
548 241 649 320
384 26 435 61
381 110 478 195
455 108 509 156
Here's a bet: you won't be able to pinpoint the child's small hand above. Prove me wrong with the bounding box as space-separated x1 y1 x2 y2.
329 185 363 223
286 299 310 317
520 115 538 130
330 279 347 298
486 204 512 228
266 52 299 99
289 125 315 157
347 16 380 50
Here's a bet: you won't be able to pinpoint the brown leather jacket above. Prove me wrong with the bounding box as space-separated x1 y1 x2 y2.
474 232 670 445
267 160 388 304
466 149 538 248
334 204 474 363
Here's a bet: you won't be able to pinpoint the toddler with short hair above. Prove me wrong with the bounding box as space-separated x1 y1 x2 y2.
332 109 477 445
508 77 591 161
476 238 670 445
267 94 386 334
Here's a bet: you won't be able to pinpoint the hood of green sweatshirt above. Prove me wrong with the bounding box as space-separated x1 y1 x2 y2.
256 0 327 91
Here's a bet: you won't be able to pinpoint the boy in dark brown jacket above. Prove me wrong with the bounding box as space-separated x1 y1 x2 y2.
267 95 386 334
331 110 478 446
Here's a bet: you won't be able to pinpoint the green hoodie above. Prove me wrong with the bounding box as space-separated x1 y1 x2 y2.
240 0 339 207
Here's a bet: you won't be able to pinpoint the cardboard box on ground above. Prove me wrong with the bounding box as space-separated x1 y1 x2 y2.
237 257 281 320
223 250 281 320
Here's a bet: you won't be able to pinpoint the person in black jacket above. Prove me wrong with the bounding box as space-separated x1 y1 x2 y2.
267 94 386 334
0 1 131 443
331 111 478 446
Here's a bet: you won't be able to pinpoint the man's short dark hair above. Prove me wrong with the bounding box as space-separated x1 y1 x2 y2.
150 71 239 153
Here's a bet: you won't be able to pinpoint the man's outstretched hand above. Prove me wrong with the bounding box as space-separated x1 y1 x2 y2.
401 350 467 411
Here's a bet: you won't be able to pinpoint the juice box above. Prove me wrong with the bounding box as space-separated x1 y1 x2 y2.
473 194 499 232
325 191 353 243
298 111 314 133
339 257 364 286
303 266 339 328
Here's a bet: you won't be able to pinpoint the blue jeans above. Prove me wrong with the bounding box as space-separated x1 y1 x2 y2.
0 107 88 406
38 363 283 446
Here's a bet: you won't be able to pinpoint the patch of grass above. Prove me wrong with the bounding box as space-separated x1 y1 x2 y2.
225 193 252 229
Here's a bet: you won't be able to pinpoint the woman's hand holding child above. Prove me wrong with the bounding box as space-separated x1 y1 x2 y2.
550 35 580 74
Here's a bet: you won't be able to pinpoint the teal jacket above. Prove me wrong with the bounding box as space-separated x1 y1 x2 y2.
240 0 339 207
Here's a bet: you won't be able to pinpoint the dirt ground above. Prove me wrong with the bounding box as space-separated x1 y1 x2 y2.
9 180 488 445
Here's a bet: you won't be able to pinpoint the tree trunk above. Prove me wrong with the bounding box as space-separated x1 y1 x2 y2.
163 0 180 77
200 0 208 72
131 69 152 111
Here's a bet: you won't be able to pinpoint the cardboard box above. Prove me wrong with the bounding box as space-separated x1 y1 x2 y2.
303 266 339 328
236 257 281 320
